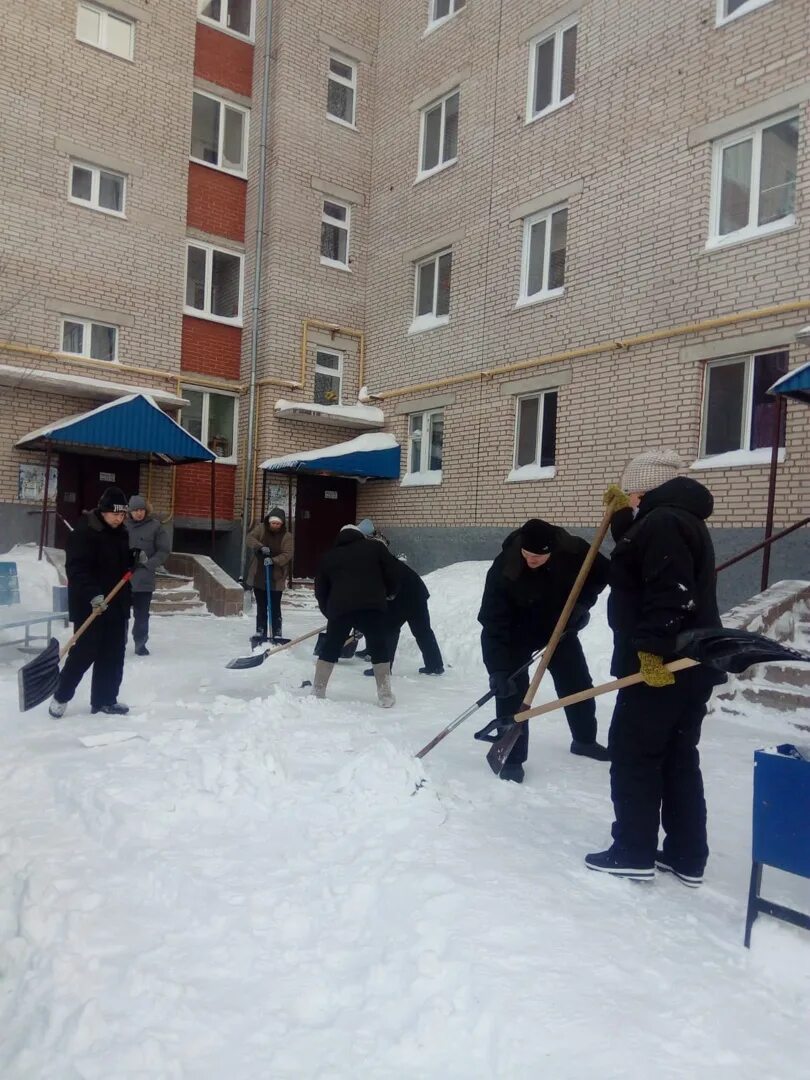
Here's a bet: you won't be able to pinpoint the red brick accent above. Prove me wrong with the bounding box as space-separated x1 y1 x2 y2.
194 22 253 99
187 163 246 243
181 315 242 380
175 461 236 519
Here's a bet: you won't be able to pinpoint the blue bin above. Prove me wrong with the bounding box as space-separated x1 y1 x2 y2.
0 562 20 606
745 744 810 947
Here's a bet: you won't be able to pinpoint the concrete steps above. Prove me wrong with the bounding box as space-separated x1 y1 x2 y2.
150 573 208 616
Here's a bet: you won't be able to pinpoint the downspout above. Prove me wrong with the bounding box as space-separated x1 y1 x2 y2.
239 0 274 577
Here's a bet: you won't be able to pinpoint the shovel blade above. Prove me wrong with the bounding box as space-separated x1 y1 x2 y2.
225 651 266 670
18 638 61 712
486 721 523 775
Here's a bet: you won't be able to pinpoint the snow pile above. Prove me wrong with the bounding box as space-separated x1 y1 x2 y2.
0 545 63 636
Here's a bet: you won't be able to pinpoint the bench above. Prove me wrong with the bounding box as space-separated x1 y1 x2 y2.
0 611 70 652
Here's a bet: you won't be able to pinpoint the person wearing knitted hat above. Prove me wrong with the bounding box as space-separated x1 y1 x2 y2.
48 486 133 718
246 507 294 646
125 495 170 656
585 450 725 883
477 518 611 782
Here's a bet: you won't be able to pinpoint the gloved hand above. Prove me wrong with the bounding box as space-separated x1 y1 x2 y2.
129 548 148 568
260 546 271 556
138 550 149 566
90 594 107 614
603 483 632 511
489 671 516 698
638 651 675 688
567 603 590 633
263 556 272 567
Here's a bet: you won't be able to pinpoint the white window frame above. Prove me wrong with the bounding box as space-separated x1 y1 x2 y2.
320 199 352 270
508 390 558 481
326 53 357 129
417 89 460 180
518 204 567 306
184 241 245 326
526 16 577 124
707 111 799 249
68 160 127 217
190 90 250 178
410 249 452 334
313 348 344 406
181 385 240 464
75 2 135 60
197 0 255 42
403 408 444 486
59 317 119 363
716 0 775 27
697 350 788 462
426 0 466 34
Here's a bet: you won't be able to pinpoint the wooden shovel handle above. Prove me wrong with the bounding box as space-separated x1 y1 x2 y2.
521 499 620 710
262 624 326 657
515 657 699 723
60 571 133 659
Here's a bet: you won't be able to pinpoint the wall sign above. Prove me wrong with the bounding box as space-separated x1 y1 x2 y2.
324 490 338 500
18 463 57 503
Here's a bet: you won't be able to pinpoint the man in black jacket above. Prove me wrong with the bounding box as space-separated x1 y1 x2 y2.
49 486 133 718
312 525 402 707
478 519 610 782
585 450 724 884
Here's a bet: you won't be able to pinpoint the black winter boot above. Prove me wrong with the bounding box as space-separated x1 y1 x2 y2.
570 740 610 761
585 847 654 880
499 762 525 783
92 702 131 716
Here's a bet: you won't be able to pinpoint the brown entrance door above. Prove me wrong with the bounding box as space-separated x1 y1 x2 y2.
293 474 357 579
55 453 141 548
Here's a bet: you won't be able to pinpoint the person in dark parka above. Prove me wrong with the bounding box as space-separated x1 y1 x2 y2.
357 518 444 676
585 450 725 884
125 494 170 656
478 518 610 782
49 486 133 718
312 525 402 707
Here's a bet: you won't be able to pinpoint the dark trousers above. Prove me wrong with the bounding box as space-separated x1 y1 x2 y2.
320 609 389 665
254 588 282 637
131 591 152 647
56 615 127 708
387 602 444 672
608 670 714 870
496 634 597 765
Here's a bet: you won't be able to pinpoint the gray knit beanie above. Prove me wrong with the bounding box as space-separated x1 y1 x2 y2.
621 449 683 493
357 518 375 537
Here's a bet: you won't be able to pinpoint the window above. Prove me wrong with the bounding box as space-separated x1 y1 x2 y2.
411 250 452 333
519 205 568 304
68 161 126 216
191 92 249 176
418 90 459 178
717 0 774 26
314 349 343 405
76 2 134 59
197 0 253 39
185 242 244 324
428 0 466 31
511 391 558 479
327 54 357 127
61 318 118 362
404 409 444 484
709 113 798 247
320 200 351 269
181 387 239 461
527 19 577 122
701 351 788 458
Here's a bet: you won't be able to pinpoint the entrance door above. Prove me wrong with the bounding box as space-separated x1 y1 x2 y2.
55 454 141 548
293 474 357 579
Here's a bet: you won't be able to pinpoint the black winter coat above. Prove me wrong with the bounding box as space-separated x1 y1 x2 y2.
478 527 609 672
314 529 401 620
66 510 132 624
387 561 429 620
608 477 722 678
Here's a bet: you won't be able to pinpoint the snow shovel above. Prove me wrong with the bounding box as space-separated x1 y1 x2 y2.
17 571 133 713
226 624 326 670
486 494 625 775
485 627 810 773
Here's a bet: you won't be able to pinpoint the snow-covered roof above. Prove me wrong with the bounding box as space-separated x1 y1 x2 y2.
0 363 188 408
273 399 384 429
260 433 400 478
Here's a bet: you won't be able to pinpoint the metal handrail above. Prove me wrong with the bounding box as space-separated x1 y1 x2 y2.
716 517 810 575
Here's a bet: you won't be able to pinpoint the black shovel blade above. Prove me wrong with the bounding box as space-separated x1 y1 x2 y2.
485 721 523 775
225 650 267 670
18 638 60 712
675 627 810 674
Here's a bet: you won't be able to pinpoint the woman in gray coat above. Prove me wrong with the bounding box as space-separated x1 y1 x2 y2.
125 494 170 655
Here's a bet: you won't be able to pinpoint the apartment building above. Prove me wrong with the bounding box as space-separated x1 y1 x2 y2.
1 0 808 602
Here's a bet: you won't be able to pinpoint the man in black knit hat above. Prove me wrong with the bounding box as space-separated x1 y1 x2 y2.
48 485 133 718
478 518 610 782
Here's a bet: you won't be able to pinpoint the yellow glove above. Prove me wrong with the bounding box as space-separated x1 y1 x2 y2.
638 651 676 688
603 484 631 511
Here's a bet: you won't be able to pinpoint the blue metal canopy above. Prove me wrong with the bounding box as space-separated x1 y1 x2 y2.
261 433 400 479
769 361 810 405
16 393 216 463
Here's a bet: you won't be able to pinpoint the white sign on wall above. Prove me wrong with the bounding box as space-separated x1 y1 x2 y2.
18 463 58 504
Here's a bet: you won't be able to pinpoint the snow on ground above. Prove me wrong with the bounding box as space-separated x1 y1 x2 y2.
1 549 809 1078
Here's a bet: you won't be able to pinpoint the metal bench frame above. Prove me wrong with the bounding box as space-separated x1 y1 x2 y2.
0 611 70 652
